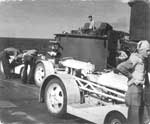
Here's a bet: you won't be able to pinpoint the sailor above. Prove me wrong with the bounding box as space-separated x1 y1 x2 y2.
22 49 38 84
116 40 150 124
47 40 63 64
88 15 95 31
0 47 20 79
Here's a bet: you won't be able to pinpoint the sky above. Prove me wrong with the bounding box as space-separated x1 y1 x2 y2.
0 0 131 38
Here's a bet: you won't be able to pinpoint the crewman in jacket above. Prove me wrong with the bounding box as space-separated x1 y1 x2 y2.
116 40 150 124
22 49 38 84
0 47 20 79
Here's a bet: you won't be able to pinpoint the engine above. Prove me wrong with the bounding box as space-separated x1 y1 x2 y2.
59 58 95 77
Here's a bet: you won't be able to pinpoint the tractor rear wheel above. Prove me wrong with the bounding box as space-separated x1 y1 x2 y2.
34 62 46 87
104 112 126 124
34 61 55 87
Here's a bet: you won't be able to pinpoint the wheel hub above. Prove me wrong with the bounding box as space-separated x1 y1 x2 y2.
111 119 121 124
35 65 45 82
47 83 64 113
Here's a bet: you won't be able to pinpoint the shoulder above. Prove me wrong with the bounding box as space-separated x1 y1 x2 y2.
30 49 37 53
27 49 37 53
4 47 18 52
116 53 139 70
25 49 38 56
129 53 142 64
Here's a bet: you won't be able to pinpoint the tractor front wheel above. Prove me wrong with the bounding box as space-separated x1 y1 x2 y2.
45 78 67 117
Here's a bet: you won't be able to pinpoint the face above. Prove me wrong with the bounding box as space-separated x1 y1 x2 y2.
88 17 92 21
139 48 150 58
49 43 58 50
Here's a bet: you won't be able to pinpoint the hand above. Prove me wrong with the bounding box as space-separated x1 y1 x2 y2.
113 68 120 74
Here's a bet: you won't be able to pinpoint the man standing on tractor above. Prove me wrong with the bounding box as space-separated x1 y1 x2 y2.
88 15 95 31
116 40 150 124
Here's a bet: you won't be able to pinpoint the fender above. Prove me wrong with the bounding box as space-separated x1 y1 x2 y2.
39 73 80 105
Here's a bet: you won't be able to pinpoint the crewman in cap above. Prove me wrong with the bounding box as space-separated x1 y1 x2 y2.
116 40 150 124
47 40 63 64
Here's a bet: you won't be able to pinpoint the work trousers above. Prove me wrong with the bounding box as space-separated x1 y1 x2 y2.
125 84 144 124
22 55 36 84
1 52 11 78
143 85 150 124
128 105 144 124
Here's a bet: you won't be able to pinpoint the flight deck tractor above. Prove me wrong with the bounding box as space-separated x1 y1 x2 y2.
38 1 150 124
0 1 149 124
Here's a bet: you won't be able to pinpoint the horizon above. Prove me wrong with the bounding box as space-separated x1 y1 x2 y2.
0 0 130 38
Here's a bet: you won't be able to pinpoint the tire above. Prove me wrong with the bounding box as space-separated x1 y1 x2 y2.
34 61 54 87
34 62 46 87
104 112 126 124
20 67 24 79
0 61 4 74
45 78 67 117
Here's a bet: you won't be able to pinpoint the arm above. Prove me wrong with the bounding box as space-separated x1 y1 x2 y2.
117 53 139 79
117 51 128 60
117 59 134 79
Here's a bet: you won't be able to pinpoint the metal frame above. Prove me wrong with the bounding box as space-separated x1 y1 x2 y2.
73 76 125 104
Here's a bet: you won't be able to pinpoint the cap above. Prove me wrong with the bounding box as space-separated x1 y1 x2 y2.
88 15 92 18
137 40 150 50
